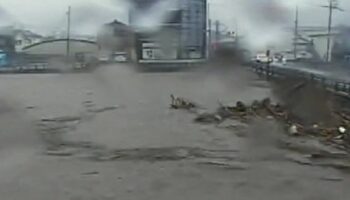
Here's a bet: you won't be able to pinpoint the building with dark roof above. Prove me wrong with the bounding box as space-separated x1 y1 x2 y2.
97 19 133 52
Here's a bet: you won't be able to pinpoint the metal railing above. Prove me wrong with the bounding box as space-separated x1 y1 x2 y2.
251 62 350 94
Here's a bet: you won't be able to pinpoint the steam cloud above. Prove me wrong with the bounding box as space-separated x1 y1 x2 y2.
129 0 178 32
0 0 129 35
211 0 350 52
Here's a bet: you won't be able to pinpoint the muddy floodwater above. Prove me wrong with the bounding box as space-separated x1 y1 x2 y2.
0 64 350 200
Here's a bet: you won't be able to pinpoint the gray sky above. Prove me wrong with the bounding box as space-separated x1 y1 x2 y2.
209 0 350 49
1 0 350 49
1 0 350 31
0 0 129 34
210 0 350 28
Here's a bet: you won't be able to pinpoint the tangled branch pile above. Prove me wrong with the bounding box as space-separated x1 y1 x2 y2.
170 88 350 149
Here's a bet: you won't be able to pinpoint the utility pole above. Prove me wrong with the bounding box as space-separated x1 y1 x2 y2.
293 5 299 60
321 0 343 62
207 2 211 59
326 0 334 62
235 19 239 40
208 19 212 57
66 6 71 58
215 20 220 44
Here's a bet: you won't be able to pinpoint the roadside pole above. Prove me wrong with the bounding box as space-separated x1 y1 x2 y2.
293 5 299 60
321 0 343 62
66 6 71 59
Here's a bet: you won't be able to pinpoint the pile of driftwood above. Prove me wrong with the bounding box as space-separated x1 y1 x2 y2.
170 94 350 148
170 94 286 123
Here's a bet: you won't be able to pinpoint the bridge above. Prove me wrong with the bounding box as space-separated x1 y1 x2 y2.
22 38 97 51
21 38 99 58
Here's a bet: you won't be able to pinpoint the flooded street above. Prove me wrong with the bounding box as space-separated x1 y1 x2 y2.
0 64 350 200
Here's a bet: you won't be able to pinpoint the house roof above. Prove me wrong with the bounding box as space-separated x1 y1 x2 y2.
105 20 128 27
103 19 133 33
15 29 43 40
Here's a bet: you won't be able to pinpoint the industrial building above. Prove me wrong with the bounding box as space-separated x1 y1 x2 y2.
97 20 133 52
129 0 207 63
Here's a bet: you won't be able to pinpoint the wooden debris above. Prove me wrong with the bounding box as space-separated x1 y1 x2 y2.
288 125 299 136
170 94 198 110
170 94 350 148
236 101 247 112
197 159 249 170
195 113 222 124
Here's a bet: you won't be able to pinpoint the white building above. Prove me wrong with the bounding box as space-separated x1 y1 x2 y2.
308 33 336 62
269 27 339 62
14 30 43 52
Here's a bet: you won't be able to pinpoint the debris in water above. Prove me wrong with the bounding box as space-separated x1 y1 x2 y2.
170 94 199 110
171 94 350 151
194 113 222 124
217 119 247 129
46 148 75 156
288 125 299 136
41 116 81 123
280 138 348 158
236 101 247 112
197 159 249 170
82 171 100 176
338 126 347 134
83 100 93 104
318 160 350 170
26 105 36 110
89 105 120 113
285 153 313 166
266 115 274 120
89 147 238 162
82 100 95 108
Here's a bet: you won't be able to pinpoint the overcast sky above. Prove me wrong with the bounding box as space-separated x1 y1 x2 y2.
1 0 350 39
0 0 130 34
210 0 350 27
210 0 350 49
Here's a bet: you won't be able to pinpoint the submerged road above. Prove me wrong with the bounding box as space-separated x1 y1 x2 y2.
0 64 350 200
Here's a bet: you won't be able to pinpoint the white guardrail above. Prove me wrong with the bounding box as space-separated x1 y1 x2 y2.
0 63 50 73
